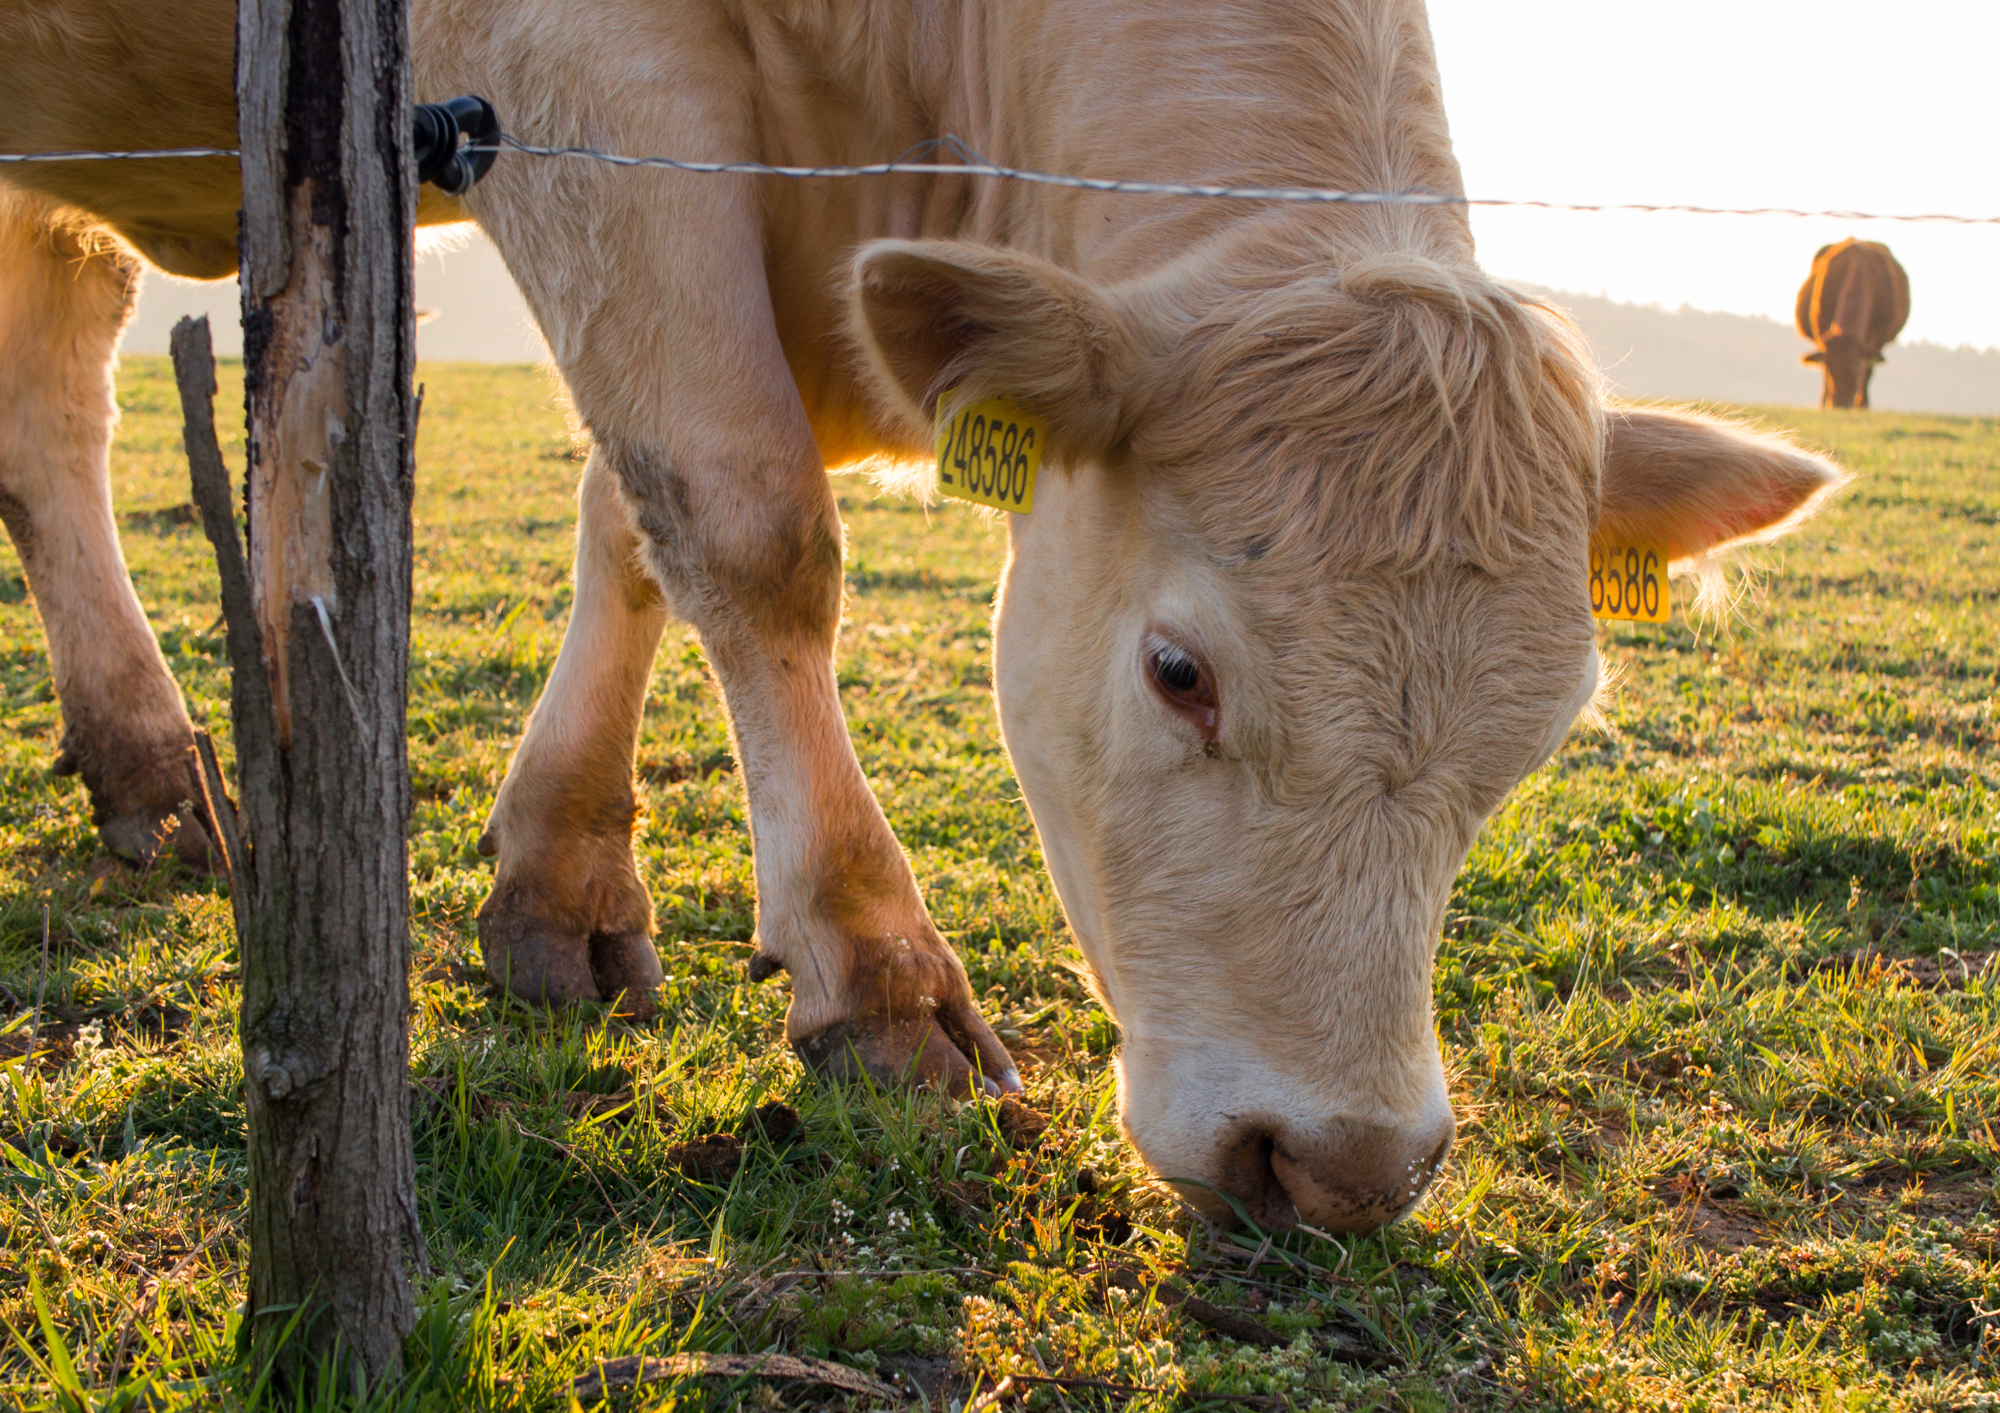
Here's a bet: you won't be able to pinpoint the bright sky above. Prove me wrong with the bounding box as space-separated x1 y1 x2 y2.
1427 0 2000 350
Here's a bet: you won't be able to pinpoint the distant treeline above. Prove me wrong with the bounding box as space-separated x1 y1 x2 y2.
1518 285 2000 417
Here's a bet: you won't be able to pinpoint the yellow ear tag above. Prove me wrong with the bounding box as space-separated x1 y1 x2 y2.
934 389 1043 513
1590 540 1671 622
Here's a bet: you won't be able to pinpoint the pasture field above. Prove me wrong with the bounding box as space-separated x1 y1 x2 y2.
1 359 1997 1411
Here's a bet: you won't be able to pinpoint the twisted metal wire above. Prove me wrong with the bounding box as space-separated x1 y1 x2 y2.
4 132 1996 226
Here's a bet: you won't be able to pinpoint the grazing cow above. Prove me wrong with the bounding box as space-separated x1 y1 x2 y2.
0 0 1843 1232
1796 238 1910 409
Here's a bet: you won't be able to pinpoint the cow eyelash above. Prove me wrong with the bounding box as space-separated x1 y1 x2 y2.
1152 642 1200 693
1145 635 1220 737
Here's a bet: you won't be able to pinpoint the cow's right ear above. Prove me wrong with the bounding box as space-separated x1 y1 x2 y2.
850 240 1144 456
1598 405 1847 563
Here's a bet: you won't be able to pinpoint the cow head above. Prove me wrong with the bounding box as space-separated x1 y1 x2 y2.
1803 335 1881 410
853 240 1843 1232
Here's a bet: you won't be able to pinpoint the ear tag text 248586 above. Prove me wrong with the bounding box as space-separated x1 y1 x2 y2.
935 389 1043 514
1590 540 1671 622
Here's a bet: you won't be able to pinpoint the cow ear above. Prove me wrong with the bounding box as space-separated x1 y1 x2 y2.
1598 406 1847 563
850 239 1144 455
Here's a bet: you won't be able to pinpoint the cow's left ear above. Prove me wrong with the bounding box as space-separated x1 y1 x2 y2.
1598 406 1847 562
850 239 1146 456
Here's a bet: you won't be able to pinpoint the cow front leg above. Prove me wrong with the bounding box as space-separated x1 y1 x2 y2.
479 433 1015 1087
0 193 212 867
605 431 1019 1096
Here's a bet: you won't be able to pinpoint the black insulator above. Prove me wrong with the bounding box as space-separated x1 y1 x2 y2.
413 95 499 196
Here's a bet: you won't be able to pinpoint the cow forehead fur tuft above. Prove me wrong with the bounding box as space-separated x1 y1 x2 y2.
1134 251 1604 578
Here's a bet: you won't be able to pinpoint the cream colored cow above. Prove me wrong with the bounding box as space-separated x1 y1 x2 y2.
0 0 1840 1231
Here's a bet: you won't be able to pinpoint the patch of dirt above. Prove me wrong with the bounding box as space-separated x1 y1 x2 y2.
0 1025 78 1072
993 1039 1066 1077
746 1100 801 1146
1623 1050 1694 1090
665 1133 743 1184
638 750 735 785
5 1128 82 1160
1096 1263 1286 1348
1073 1167 1135 1244
879 1353 959 1405
408 1077 450 1124
121 503 200 532
1812 948 1997 990
407 1078 528 1125
1075 1197 1133 1244
119 1002 192 1044
573 1352 892 1402
1682 1198 1772 1253
1837 1167 1998 1224
1589 1110 1633 1150
561 1089 636 1123
463 1091 518 1122
419 958 487 987
1904 1183 1995 1224
942 1177 990 1221
998 1095 1049 1149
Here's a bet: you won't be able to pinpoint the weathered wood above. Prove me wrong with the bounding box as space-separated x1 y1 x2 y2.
172 314 257 910
189 729 241 887
237 0 293 298
221 0 421 1391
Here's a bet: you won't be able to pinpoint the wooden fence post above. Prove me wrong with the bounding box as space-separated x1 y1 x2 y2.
174 0 422 1390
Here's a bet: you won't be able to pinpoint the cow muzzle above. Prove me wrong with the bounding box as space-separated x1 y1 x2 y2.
1116 1038 1456 1233
1210 1112 1456 1233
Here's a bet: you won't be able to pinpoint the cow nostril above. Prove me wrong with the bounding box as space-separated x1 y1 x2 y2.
1220 1129 1299 1231
1400 1133 1453 1208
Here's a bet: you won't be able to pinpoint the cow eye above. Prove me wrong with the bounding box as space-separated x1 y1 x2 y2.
1156 645 1201 693
1146 637 1219 736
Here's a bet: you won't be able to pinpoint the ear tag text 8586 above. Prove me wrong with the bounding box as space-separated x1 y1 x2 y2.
1590 540 1671 622
935 389 1043 514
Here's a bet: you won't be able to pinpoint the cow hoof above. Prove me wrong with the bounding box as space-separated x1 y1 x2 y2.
100 806 217 872
56 734 221 875
590 929 665 1020
477 909 665 1018
795 1001 1023 1099
478 909 602 1005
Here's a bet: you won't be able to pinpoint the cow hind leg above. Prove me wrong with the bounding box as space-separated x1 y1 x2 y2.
476 452 669 1011
0 192 212 867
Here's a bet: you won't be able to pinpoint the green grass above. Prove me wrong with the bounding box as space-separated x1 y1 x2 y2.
1 361 1997 1410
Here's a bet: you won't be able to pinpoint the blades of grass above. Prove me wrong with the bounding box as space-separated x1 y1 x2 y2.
1162 1176 1266 1244
243 1296 318 1410
29 1274 87 1410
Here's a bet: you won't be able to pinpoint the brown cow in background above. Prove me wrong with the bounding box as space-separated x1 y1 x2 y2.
1796 238 1910 409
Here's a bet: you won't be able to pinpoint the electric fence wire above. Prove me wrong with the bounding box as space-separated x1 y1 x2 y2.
3 131 1997 226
